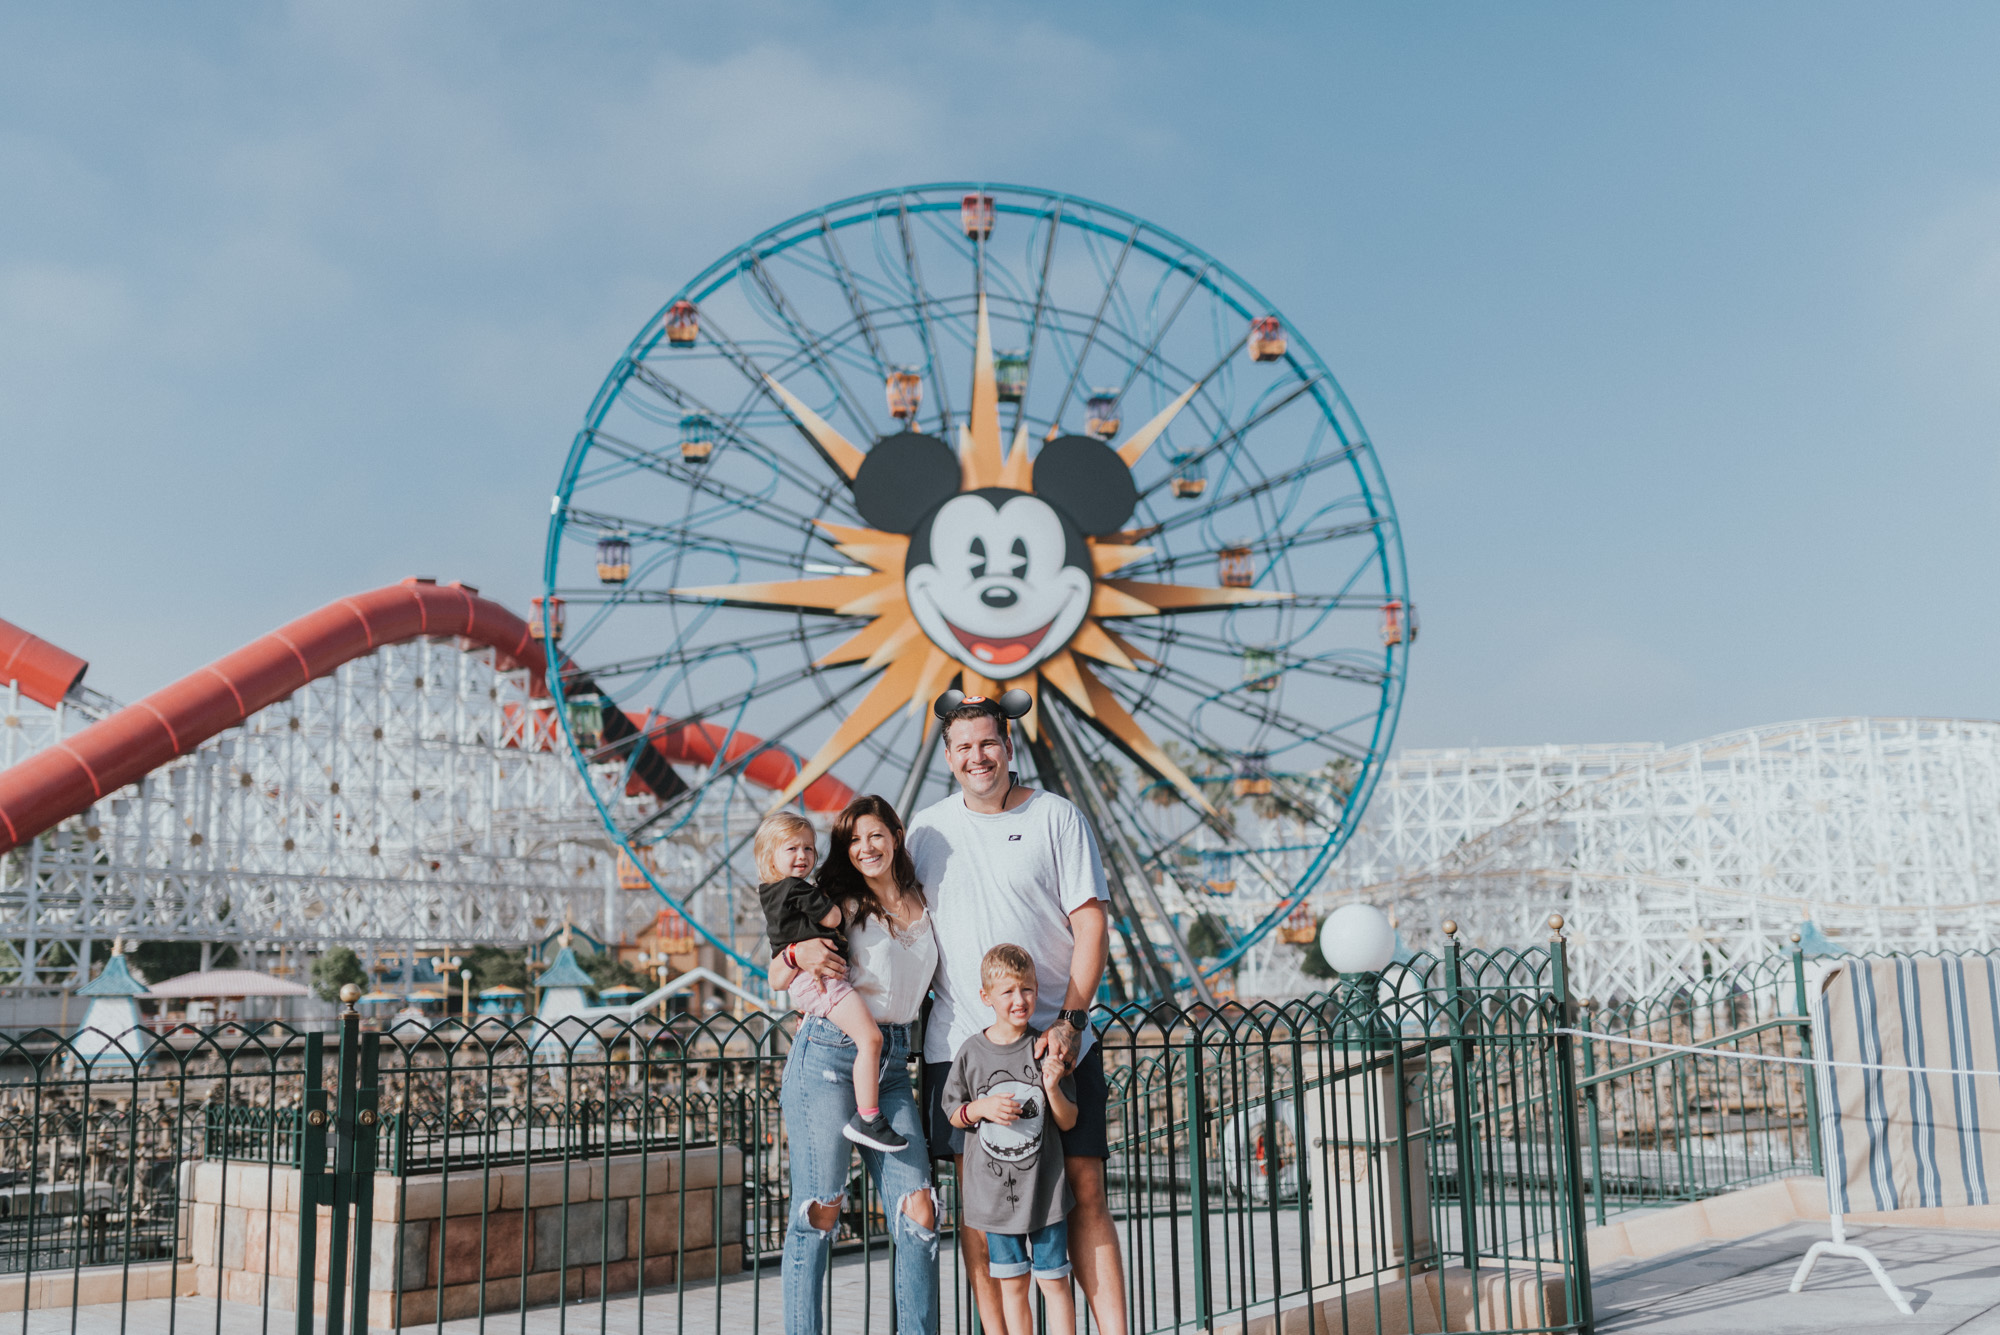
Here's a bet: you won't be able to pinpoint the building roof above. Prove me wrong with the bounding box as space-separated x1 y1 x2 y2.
76 954 147 997
535 946 596 991
477 985 528 997
536 924 605 955
148 969 312 999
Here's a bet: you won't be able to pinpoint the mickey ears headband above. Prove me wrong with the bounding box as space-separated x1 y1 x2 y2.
933 688 1034 721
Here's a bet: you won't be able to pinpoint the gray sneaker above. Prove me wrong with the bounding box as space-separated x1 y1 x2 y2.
842 1111 909 1152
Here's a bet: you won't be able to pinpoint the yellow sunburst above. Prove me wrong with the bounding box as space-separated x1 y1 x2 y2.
675 294 1287 814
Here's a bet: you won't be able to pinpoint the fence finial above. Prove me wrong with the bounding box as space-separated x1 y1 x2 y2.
339 983 361 1012
1442 920 1458 937
1548 913 1565 939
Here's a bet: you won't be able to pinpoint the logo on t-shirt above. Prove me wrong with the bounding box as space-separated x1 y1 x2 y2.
976 1078 1046 1167
1007 834 1023 841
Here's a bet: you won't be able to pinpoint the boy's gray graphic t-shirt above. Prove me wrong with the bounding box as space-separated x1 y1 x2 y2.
939 1028 1076 1234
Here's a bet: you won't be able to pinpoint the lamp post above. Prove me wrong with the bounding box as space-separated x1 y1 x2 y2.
1318 902 1398 1040
1307 901 1434 1274
637 951 672 1020
429 954 465 1026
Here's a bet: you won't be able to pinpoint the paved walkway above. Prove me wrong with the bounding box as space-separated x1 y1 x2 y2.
22 1210 1302 1335
1597 1220 2000 1332
37 1218 2000 1333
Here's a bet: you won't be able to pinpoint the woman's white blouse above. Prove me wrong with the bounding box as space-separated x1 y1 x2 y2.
845 909 938 1025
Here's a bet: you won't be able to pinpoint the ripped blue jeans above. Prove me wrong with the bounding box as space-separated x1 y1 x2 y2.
780 1016 937 1335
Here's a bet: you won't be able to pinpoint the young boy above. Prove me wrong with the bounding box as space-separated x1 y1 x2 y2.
940 943 1079 1335
753 811 907 1152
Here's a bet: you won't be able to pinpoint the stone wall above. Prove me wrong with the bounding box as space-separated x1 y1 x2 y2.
180 1147 744 1328
0 1261 194 1313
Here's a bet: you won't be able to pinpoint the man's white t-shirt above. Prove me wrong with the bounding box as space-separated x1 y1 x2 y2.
907 788 1109 1064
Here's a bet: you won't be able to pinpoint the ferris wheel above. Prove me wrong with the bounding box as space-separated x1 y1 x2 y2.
542 183 1409 1002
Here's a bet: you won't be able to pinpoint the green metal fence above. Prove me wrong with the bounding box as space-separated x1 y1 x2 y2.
1573 949 1821 1226
0 940 1597 1334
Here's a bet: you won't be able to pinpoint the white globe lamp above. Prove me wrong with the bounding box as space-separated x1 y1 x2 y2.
1319 902 1397 1039
1319 902 1397 976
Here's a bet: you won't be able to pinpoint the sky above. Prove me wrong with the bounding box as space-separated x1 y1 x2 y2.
2 2 1996 752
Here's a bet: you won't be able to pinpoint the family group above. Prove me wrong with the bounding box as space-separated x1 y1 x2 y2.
754 693 1126 1335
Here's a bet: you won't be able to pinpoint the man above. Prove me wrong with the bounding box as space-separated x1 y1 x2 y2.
907 697 1127 1335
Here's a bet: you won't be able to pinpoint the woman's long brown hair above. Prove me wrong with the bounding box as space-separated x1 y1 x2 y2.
820 794 921 928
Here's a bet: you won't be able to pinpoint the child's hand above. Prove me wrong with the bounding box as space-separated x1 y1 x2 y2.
1041 1055 1066 1092
973 1093 1021 1125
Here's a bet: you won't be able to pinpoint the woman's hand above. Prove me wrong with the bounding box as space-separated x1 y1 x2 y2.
793 937 849 982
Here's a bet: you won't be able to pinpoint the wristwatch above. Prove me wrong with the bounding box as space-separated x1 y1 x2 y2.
1056 1008 1090 1032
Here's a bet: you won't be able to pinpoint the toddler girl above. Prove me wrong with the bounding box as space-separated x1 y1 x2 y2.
754 811 908 1152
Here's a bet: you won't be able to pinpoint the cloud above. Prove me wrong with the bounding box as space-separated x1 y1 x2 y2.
0 8 1146 699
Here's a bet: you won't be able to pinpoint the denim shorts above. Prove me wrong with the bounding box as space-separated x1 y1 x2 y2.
985 1218 1069 1280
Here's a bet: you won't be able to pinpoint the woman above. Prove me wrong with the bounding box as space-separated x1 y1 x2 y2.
771 794 940 1335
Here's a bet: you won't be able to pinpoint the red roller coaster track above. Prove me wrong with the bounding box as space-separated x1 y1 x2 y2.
0 618 88 709
0 578 849 852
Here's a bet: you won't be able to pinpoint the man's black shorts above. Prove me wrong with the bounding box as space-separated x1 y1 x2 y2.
923 1040 1110 1160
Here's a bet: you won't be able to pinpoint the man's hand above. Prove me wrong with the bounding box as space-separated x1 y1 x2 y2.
1034 1018 1084 1072
1037 898 1106 1073
792 938 848 981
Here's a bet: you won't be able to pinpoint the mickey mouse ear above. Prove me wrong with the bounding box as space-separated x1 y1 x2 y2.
931 687 1034 721
1033 435 1139 535
854 431 961 534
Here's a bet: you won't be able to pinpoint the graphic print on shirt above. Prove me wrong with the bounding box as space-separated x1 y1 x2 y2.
976 1078 1046 1167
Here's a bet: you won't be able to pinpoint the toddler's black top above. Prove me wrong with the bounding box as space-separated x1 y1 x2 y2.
758 876 847 954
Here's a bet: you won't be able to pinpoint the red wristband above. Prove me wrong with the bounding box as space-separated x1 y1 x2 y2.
783 943 799 970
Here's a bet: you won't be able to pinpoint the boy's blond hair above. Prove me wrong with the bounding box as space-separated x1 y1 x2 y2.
979 943 1037 991
753 812 816 882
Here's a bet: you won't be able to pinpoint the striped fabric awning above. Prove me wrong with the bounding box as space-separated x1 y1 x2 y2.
1817 954 2000 1213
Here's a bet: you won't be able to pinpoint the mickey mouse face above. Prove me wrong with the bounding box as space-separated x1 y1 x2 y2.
849 431 1139 679
908 491 1093 675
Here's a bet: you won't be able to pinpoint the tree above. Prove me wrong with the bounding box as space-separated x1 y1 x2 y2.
580 950 651 993
1186 913 1229 962
129 940 233 985
464 946 528 992
311 946 368 1003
